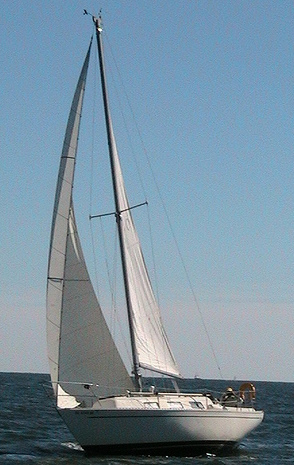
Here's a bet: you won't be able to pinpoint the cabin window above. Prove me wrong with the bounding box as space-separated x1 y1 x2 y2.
190 401 205 409
167 401 183 409
144 402 159 409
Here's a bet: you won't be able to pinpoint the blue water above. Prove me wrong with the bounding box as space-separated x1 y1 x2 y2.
0 373 293 464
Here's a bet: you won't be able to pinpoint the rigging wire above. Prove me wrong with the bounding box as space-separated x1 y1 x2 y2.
97 31 175 378
102 30 224 379
139 130 224 380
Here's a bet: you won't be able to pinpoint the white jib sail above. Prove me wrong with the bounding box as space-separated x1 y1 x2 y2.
108 124 181 378
46 41 133 404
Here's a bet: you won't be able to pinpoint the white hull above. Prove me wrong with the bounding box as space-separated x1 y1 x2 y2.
58 393 264 455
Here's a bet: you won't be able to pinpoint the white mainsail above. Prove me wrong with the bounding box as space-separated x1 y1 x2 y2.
46 40 133 402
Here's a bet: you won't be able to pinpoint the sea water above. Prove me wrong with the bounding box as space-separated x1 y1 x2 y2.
0 372 293 464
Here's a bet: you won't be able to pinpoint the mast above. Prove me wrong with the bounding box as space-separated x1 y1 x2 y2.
93 15 142 390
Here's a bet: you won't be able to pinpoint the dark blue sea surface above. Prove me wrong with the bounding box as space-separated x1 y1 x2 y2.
0 373 293 464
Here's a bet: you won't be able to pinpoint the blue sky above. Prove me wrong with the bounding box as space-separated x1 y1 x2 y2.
1 0 293 382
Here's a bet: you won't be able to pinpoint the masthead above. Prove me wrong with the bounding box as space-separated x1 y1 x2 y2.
83 9 103 32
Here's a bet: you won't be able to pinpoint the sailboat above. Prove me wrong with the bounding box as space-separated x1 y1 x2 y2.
46 14 264 455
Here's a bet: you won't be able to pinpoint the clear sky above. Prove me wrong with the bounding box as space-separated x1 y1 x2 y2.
1 0 293 382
